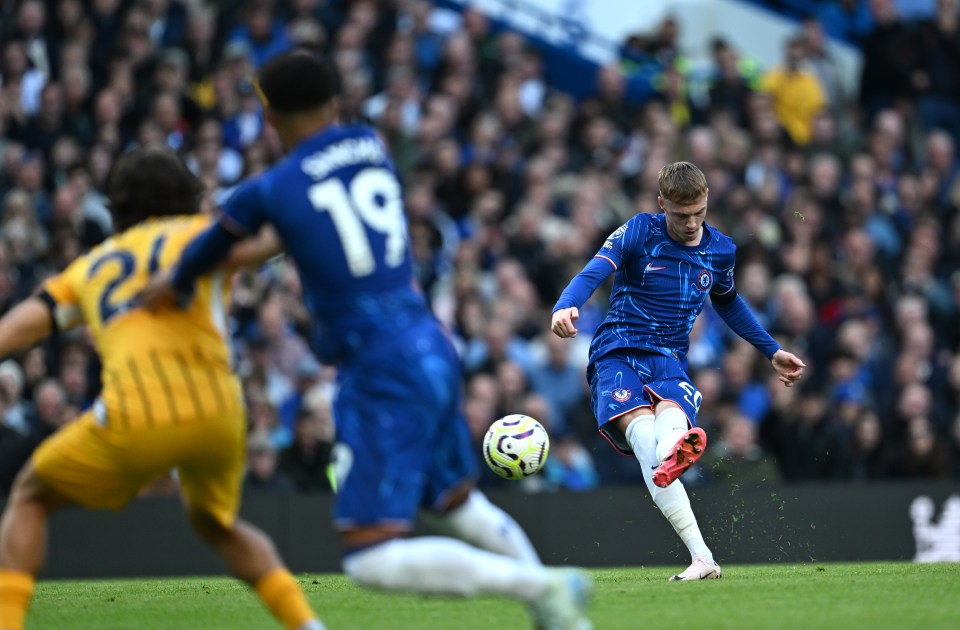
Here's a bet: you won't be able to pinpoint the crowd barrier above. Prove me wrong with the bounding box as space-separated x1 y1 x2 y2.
8 481 956 578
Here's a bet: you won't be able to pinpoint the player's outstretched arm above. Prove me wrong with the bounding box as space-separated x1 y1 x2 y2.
0 297 53 358
771 349 805 387
711 291 806 387
551 307 580 338
222 225 283 270
141 225 282 311
551 256 614 339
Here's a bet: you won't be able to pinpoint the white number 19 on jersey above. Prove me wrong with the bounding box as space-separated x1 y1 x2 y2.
307 167 407 277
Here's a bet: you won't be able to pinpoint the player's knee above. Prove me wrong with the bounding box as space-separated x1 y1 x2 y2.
654 400 683 415
339 526 407 587
625 415 655 443
8 462 63 511
433 483 474 517
614 407 654 435
187 507 232 545
341 538 401 589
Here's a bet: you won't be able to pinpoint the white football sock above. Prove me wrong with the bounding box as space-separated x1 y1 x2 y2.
654 406 689 463
626 416 713 562
436 490 541 564
342 537 548 601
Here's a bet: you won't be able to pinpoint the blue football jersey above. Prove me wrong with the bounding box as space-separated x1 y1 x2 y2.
588 212 737 365
220 124 429 363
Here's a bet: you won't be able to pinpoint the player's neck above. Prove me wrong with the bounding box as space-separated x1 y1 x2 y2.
277 108 335 152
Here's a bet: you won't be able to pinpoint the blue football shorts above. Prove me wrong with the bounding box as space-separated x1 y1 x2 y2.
588 350 702 456
331 318 477 530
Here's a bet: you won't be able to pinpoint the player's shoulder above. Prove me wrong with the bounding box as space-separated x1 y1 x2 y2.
632 212 668 241
707 223 736 252
706 224 737 265
616 211 657 234
122 214 212 243
221 169 274 210
605 212 660 244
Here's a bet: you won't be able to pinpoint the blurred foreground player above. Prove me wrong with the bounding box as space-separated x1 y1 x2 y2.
552 162 805 580
0 148 324 630
142 49 592 629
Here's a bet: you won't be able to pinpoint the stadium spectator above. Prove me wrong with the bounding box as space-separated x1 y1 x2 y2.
911 0 960 144
817 0 874 43
0 38 46 117
244 432 296 493
227 0 295 69
278 405 334 493
702 414 781 486
543 429 600 492
761 36 826 145
764 387 850 480
277 354 327 435
858 0 916 122
528 331 588 435
0 379 76 496
142 0 189 51
892 416 954 478
0 360 30 435
846 410 895 480
706 38 757 129
799 16 845 111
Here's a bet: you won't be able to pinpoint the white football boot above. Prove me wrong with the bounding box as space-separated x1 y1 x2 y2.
669 555 722 581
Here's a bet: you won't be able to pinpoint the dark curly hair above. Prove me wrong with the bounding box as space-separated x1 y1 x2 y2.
105 147 203 232
256 48 339 114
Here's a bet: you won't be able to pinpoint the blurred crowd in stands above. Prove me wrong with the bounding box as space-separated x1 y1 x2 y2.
2 0 960 498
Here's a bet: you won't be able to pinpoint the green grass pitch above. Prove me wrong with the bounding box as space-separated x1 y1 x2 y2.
29 562 960 629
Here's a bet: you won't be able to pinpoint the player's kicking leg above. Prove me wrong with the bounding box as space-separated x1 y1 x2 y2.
0 463 69 630
615 405 721 582
650 402 707 488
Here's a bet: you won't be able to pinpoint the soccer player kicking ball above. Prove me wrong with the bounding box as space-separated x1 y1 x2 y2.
0 149 323 630
551 162 804 581
142 49 592 629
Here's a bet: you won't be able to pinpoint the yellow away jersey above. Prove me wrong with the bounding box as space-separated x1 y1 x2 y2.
42 215 242 430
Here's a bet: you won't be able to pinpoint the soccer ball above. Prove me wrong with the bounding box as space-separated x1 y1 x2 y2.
482 414 550 480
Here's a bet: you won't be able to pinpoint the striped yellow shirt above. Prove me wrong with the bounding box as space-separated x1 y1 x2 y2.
42 215 242 430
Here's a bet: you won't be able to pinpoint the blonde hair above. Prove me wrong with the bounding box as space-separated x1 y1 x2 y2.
658 161 708 204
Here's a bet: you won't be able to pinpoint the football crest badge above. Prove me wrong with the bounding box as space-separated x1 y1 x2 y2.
612 388 632 402
696 269 712 291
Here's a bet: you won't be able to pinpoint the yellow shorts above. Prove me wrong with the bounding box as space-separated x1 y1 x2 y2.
32 409 246 528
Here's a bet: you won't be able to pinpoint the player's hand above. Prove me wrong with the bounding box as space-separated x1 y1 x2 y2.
771 349 805 387
139 271 178 312
551 307 580 338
